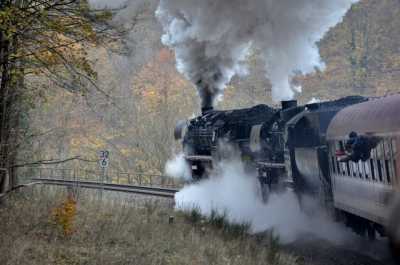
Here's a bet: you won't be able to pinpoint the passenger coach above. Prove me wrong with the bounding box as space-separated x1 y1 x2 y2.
326 94 400 256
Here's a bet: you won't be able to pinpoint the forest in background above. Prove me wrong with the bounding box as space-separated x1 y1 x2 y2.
11 0 400 179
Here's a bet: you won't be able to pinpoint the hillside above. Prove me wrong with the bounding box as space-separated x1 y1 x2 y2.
22 0 400 175
298 0 400 101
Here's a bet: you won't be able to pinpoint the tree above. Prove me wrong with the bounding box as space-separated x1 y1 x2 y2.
0 0 112 188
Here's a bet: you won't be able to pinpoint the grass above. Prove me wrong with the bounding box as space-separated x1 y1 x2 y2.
182 206 252 239
0 186 298 265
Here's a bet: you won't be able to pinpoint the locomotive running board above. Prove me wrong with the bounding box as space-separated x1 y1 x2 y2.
257 162 286 169
185 155 213 162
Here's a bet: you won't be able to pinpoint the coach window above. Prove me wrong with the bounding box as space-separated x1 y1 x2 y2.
385 159 391 184
377 143 383 183
377 141 383 159
388 138 397 185
358 160 365 179
386 139 392 184
356 162 360 178
336 160 341 176
339 159 345 176
377 159 383 182
350 161 354 177
392 138 397 179
352 162 357 177
385 139 393 158
345 161 350 176
382 140 389 183
361 162 365 179
330 143 336 175
331 156 336 174
338 159 343 176
337 140 343 176
364 161 370 180
339 140 346 176
335 141 341 175
370 159 376 181
372 146 379 182
342 160 347 176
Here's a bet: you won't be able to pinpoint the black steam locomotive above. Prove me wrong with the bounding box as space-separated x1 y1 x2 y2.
175 94 400 261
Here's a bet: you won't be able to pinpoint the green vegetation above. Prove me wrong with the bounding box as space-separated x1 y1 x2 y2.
0 186 298 265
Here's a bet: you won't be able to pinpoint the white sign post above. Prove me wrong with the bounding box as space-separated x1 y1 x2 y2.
99 150 110 198
99 150 110 168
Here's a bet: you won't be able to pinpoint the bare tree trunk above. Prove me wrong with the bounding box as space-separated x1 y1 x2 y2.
0 0 23 189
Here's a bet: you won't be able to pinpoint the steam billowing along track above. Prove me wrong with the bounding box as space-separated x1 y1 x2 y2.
175 94 400 262
31 178 178 198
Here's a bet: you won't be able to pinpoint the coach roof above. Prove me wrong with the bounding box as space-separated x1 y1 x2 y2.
327 94 400 139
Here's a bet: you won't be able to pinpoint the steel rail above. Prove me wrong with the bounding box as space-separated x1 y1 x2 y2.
30 178 178 198
32 178 179 193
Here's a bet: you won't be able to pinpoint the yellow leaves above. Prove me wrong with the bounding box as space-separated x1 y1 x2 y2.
0 6 20 32
120 148 131 156
385 55 400 70
70 136 105 150
81 22 97 42
52 195 77 236
133 48 193 114
70 138 83 148
90 137 106 149
0 1 102 85
39 51 60 65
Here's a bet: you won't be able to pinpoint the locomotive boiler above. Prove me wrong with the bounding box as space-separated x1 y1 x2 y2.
174 94 400 261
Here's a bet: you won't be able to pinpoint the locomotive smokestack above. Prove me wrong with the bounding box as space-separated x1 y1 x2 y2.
202 106 213 114
197 79 215 114
201 91 214 114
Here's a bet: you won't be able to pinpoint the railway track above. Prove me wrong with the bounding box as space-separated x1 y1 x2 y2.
30 178 178 198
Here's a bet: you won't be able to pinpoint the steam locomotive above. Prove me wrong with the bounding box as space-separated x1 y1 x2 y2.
175 94 400 261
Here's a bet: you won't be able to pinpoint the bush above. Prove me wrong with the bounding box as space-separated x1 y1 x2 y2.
209 208 228 229
223 221 251 238
52 194 77 236
188 206 202 223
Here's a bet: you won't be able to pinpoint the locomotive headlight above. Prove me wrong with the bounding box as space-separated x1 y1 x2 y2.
174 120 188 140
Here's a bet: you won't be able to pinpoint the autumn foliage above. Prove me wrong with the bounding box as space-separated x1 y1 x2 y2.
52 194 77 236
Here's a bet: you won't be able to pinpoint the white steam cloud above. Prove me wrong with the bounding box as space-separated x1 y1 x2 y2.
175 160 350 244
165 153 192 181
156 0 358 104
88 0 127 9
308 97 322 104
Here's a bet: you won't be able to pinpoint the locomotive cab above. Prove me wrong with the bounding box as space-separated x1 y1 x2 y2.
284 96 367 210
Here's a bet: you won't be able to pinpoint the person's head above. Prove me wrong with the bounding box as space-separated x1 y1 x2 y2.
349 131 358 138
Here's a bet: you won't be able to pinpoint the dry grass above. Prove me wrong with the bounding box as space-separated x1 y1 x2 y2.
0 186 298 265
